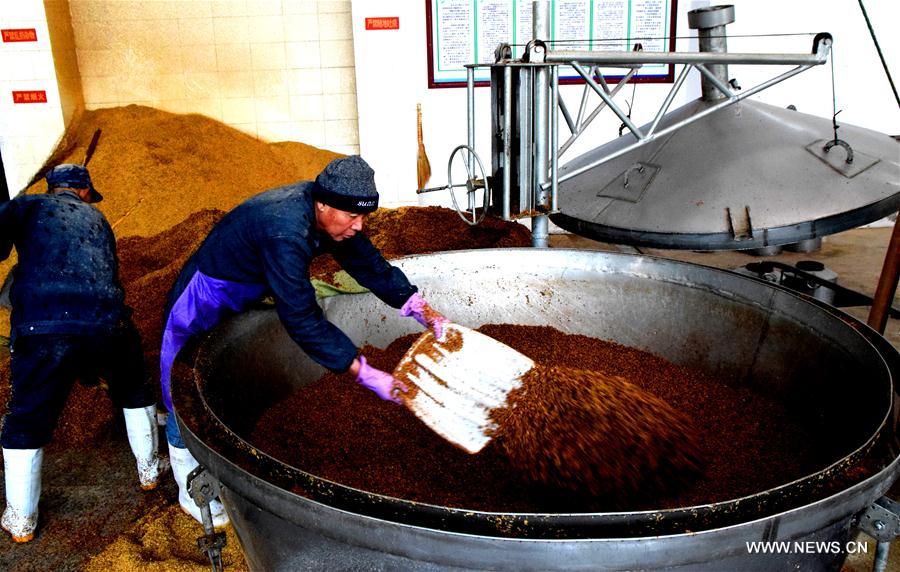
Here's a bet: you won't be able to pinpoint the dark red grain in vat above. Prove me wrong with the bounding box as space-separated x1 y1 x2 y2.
488 365 704 496
250 325 825 512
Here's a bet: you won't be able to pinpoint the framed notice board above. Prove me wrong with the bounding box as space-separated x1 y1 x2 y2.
427 0 677 88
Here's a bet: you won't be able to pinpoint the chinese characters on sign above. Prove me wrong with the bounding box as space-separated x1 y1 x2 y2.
428 0 675 87
12 91 48 104
366 17 400 30
2 28 38 42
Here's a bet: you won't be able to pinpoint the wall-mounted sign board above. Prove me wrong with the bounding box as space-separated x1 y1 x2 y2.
366 17 400 30
427 0 677 88
2 28 38 42
12 90 47 104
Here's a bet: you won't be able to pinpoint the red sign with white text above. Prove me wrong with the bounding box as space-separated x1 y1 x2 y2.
2 29 37 42
12 91 48 104
365 17 399 30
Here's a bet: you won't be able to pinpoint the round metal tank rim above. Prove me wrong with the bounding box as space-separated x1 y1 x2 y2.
550 193 900 251
173 249 900 540
178 419 899 548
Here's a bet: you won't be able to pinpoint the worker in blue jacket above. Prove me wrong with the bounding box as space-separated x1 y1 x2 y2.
160 155 448 527
0 164 164 543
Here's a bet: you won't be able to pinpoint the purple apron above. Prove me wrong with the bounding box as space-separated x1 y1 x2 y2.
160 270 265 411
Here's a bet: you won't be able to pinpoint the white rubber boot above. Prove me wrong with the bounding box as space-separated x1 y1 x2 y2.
1 448 43 543
123 406 169 490
168 445 229 527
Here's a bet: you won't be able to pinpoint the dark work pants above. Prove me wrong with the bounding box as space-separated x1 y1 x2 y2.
1 322 153 449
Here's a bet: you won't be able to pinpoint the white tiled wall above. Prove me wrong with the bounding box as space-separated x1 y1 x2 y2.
71 0 359 155
0 1 71 195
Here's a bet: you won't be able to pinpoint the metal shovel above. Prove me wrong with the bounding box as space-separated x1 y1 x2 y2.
393 323 534 454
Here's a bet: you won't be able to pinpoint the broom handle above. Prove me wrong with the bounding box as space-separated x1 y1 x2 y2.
417 104 424 145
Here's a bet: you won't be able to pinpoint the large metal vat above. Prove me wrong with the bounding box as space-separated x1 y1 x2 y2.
173 249 900 570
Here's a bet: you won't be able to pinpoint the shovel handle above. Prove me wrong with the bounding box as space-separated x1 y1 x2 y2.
83 129 102 166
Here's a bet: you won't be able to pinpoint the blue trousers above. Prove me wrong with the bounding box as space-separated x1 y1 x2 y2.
2 324 153 449
166 413 185 448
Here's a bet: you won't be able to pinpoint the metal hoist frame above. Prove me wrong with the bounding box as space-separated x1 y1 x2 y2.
424 3 833 248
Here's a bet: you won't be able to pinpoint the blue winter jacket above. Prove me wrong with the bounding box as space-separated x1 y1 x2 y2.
166 182 417 373
0 191 127 341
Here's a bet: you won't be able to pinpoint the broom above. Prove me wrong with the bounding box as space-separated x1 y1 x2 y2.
416 103 431 190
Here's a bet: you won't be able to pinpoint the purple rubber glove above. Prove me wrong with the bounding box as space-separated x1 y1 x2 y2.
399 292 450 339
355 356 408 404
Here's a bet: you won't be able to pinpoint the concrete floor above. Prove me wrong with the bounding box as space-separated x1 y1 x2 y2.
0 419 180 571
0 226 897 570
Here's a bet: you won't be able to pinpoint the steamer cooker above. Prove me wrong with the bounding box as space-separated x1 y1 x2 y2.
173 249 900 570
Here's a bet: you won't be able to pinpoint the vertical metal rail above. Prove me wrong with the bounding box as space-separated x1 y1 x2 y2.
502 66 512 221
467 68 476 222
531 0 550 248
519 66 533 217
550 65 559 213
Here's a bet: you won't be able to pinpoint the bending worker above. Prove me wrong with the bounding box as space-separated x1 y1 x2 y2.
161 155 448 526
0 164 164 543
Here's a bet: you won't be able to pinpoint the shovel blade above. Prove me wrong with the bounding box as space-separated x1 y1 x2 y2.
393 324 535 454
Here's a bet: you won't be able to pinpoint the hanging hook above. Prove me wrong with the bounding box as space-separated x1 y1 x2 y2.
823 109 854 164
822 45 853 164
616 44 642 137
619 82 637 137
831 109 842 145
623 163 645 189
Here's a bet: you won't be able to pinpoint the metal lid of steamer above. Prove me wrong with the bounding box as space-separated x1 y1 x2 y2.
550 6 900 250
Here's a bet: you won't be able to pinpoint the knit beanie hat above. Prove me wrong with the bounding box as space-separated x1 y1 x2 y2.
313 155 379 214
45 164 103 203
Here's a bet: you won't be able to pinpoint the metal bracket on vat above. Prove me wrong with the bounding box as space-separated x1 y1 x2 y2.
856 497 900 572
187 466 227 572
754 262 900 317
726 206 753 241
598 162 660 203
806 139 880 178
